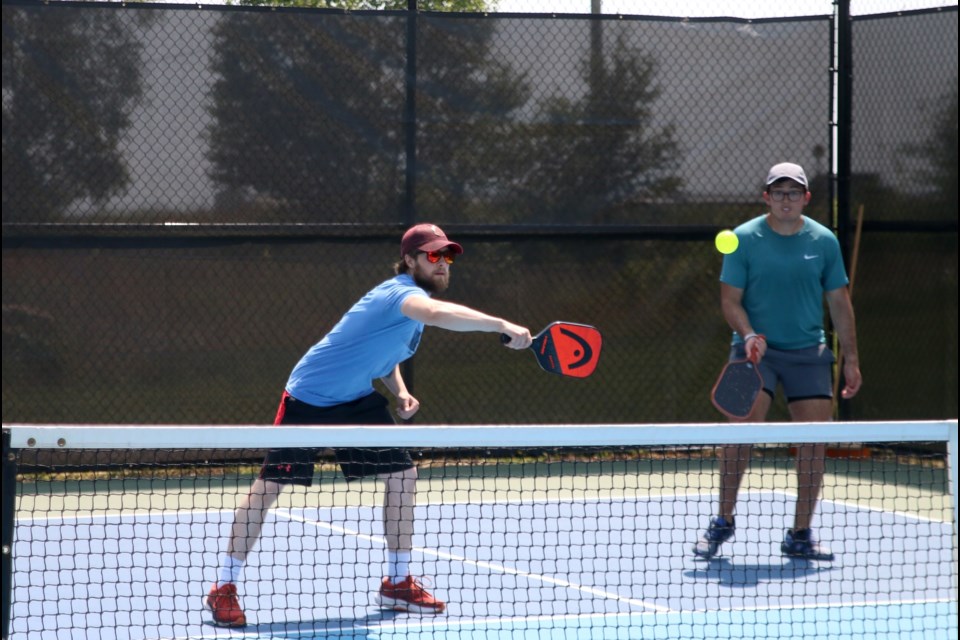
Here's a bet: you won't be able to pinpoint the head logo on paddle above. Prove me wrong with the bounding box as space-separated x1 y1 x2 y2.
502 322 602 378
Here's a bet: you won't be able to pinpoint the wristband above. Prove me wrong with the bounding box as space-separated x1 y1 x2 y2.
742 332 764 363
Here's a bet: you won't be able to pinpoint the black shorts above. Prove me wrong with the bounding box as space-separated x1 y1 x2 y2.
259 391 415 485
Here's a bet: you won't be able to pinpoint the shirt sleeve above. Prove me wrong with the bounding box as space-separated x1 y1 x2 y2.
822 235 850 291
381 278 428 314
719 242 748 289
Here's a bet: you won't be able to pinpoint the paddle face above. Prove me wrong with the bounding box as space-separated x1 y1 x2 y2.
711 356 763 419
527 322 602 378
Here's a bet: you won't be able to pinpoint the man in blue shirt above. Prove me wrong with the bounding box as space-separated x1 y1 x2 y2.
693 163 862 562
206 224 532 626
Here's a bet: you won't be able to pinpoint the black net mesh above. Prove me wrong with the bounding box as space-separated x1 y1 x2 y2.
5 424 956 639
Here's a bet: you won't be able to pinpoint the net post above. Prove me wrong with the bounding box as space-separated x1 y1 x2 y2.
950 422 959 593
1 429 16 640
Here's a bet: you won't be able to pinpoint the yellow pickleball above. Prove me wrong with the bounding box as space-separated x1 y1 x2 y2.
715 229 739 254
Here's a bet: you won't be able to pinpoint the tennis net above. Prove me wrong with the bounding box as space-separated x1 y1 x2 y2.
3 421 957 640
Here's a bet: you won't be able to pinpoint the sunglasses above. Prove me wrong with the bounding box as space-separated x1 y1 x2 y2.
422 250 456 265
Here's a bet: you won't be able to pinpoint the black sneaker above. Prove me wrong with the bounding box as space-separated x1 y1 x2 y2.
781 528 834 561
692 516 735 559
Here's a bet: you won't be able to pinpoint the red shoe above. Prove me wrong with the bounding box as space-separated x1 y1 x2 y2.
205 583 247 627
376 576 445 614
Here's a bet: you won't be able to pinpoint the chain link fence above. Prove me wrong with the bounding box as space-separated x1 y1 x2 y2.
2 0 957 425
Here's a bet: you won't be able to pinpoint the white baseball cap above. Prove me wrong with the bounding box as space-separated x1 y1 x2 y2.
766 162 808 188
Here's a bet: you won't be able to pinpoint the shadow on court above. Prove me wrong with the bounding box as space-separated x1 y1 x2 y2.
204 610 402 638
684 557 837 587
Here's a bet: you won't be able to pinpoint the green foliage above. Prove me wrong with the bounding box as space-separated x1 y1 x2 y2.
513 33 682 224
205 10 532 222
901 83 959 217
207 11 413 221
1 7 148 222
206 11 681 225
404 18 533 222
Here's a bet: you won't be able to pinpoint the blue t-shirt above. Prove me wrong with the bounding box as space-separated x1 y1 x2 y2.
720 215 848 350
285 274 428 406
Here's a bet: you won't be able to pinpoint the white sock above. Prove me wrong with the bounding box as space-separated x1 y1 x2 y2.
388 550 411 584
218 553 244 586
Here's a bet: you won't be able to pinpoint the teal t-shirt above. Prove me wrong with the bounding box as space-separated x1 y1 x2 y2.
720 215 848 350
285 274 427 407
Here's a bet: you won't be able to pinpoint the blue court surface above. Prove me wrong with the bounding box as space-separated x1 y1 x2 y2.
10 490 958 640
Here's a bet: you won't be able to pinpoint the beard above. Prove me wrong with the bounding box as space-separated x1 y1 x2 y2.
412 264 449 294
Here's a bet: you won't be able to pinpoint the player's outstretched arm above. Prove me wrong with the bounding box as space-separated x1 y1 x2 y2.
401 296 532 349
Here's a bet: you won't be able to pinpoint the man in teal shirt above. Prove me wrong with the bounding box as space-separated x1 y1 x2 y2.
694 163 863 561
206 224 532 626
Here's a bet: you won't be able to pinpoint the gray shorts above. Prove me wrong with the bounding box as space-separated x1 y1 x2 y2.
729 343 834 402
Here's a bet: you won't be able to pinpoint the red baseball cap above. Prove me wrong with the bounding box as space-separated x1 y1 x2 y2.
400 223 464 257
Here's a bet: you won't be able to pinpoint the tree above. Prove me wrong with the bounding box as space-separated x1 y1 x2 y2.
510 33 682 224
909 83 958 217
2 6 147 222
206 1 682 226
206 0 527 223
206 10 409 221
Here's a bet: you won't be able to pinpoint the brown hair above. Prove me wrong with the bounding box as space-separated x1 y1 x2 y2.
394 255 413 275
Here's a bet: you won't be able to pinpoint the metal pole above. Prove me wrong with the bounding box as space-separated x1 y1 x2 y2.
404 0 418 229
402 0 419 403
835 0 854 420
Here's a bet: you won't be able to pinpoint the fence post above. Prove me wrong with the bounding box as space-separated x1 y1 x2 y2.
835 0 854 421
402 0 419 401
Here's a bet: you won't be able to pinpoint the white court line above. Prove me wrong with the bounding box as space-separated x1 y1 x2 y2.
153 595 958 640
275 489 956 615
277 508 674 614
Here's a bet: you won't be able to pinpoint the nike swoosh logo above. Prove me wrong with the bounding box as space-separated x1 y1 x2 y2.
804 254 819 260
